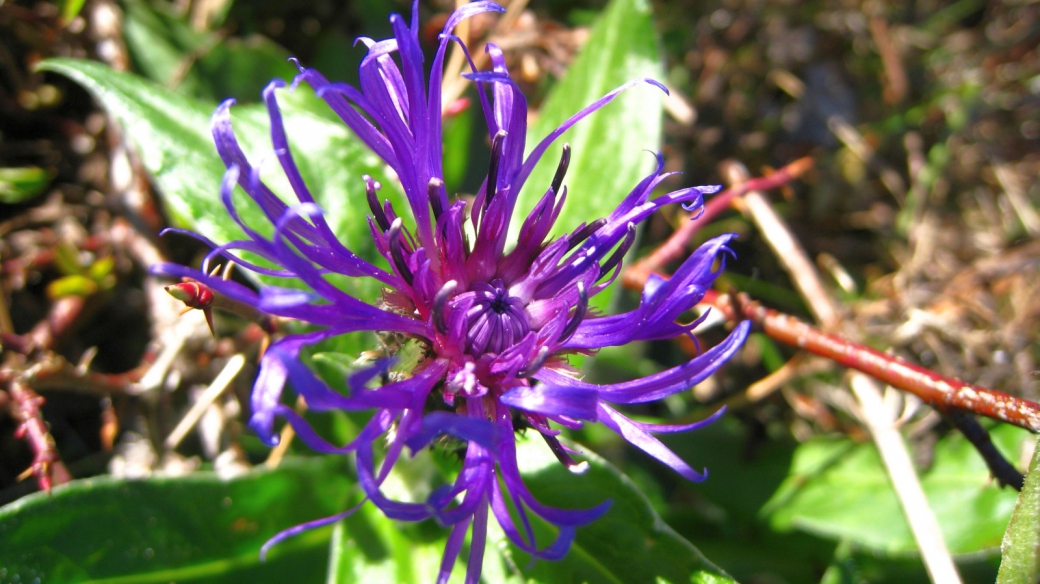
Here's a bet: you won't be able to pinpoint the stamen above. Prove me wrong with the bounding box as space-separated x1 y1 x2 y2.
541 432 578 468
559 283 588 344
433 280 458 335
550 143 571 196
485 130 507 207
428 178 446 220
365 175 390 232
599 223 637 279
518 346 550 378
387 218 413 286
382 199 399 226
567 218 607 251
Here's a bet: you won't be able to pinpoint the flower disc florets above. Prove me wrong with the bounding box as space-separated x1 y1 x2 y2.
155 3 749 583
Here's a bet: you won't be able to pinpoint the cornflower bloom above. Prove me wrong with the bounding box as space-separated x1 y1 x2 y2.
156 2 749 582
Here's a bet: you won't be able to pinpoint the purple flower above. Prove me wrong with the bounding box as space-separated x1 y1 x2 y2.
155 2 749 582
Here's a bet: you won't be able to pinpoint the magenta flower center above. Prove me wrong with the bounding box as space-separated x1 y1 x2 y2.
466 279 529 355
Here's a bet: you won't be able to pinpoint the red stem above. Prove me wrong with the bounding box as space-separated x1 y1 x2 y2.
624 157 813 288
8 380 71 492
723 294 1040 433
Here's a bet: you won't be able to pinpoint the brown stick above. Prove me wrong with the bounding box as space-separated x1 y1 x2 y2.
868 16 908 105
719 293 1040 434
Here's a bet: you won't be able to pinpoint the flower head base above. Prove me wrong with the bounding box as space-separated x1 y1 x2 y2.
155 2 749 582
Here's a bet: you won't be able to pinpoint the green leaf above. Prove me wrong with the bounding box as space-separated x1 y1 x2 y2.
513 0 664 242
122 0 206 92
0 457 354 584
46 274 98 299
122 0 298 103
510 436 734 583
192 36 300 103
997 436 1040 583
0 167 52 203
324 447 511 584
327 505 455 584
659 417 839 583
324 434 731 583
764 424 1032 555
59 0 87 24
37 58 401 299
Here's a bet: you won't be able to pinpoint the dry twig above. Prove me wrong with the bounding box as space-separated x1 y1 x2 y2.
165 354 246 450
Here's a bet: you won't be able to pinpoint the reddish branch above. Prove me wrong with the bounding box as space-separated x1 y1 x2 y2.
1 236 107 491
1 278 91 492
26 295 86 349
7 380 71 492
624 157 814 289
718 293 1040 434
27 350 155 395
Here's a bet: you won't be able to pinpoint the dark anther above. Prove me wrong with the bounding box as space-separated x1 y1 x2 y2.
387 218 413 286
541 432 578 467
433 280 457 335
518 346 551 378
428 178 446 220
567 218 607 251
550 143 571 196
599 223 637 279
559 283 588 344
365 175 390 232
486 130 507 207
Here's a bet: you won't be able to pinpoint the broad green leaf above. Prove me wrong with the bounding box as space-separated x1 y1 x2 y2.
513 0 664 241
764 423 1032 555
122 0 205 92
511 436 734 583
326 504 468 584
324 434 732 584
0 166 52 203
37 58 402 299
997 436 1040 583
659 417 839 583
324 447 517 584
0 457 354 584
192 36 300 103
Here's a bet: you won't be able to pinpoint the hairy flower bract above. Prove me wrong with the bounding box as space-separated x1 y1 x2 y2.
155 2 750 582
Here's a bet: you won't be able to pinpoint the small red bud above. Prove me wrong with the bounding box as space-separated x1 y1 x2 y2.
165 280 216 336
165 280 214 310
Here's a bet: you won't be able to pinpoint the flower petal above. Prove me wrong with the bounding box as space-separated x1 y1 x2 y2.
597 403 711 482
499 386 599 421
404 411 501 454
540 321 750 404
